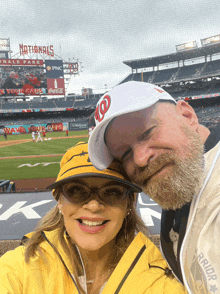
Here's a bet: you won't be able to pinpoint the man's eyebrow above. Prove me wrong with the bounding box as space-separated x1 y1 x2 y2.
121 147 132 161
138 126 155 141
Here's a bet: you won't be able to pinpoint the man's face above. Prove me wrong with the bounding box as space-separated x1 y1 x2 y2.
105 102 204 210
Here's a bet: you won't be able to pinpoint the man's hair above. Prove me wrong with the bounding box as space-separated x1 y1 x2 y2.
157 99 176 106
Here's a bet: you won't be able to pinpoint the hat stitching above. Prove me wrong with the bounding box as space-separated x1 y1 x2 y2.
66 151 88 164
60 164 93 177
60 165 125 178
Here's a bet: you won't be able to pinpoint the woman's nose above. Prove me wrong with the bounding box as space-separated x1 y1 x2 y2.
82 194 105 211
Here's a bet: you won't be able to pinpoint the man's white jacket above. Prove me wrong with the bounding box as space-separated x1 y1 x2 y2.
180 141 220 294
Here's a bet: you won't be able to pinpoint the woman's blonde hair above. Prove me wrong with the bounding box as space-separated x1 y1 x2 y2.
24 142 149 293
24 189 149 294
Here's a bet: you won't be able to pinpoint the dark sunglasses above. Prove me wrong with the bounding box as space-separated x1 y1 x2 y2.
61 182 131 205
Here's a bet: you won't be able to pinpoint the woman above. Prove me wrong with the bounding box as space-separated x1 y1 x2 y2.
0 142 186 294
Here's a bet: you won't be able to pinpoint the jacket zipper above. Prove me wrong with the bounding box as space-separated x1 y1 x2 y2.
41 231 82 294
41 233 164 294
114 244 146 293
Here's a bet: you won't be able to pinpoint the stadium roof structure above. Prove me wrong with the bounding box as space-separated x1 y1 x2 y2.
123 43 220 70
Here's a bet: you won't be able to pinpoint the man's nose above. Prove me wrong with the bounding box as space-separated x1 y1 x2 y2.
133 142 154 167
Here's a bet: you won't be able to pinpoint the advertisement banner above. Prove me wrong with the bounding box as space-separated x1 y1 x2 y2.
0 52 8 59
0 64 47 96
47 78 65 95
45 60 64 78
0 39 10 52
176 41 197 52
0 59 65 96
201 34 220 47
69 121 88 130
3 122 68 135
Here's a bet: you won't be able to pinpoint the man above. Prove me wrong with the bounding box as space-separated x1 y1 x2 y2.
36 131 43 142
88 81 220 294
32 131 36 142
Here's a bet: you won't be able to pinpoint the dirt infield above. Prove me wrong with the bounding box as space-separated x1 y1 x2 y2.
0 134 88 192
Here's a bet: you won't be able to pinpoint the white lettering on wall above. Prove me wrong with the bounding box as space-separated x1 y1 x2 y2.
0 200 53 220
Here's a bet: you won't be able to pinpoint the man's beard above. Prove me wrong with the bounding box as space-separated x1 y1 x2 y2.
131 126 205 210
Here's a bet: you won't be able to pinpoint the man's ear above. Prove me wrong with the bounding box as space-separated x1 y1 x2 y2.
176 100 198 130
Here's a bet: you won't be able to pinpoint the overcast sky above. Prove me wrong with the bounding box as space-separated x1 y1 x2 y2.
1 0 220 94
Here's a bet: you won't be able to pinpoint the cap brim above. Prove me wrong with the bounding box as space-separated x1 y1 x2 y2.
88 117 114 170
47 173 142 193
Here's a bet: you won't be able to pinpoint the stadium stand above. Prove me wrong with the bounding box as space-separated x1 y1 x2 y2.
54 101 74 108
29 101 56 109
1 35 220 131
175 63 204 80
152 67 177 83
74 98 94 108
2 102 29 110
203 59 220 76
120 37 220 109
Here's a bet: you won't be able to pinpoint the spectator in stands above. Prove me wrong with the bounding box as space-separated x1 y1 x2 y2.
2 71 20 89
88 81 220 293
0 142 187 294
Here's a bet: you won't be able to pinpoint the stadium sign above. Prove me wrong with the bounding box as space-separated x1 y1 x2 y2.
69 121 88 131
45 60 64 78
2 122 68 135
0 38 10 52
0 59 44 66
201 34 220 47
176 41 197 52
0 58 65 96
19 44 54 56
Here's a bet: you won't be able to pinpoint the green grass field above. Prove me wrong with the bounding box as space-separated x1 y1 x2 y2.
0 130 88 141
0 131 89 180
0 156 62 180
0 137 88 157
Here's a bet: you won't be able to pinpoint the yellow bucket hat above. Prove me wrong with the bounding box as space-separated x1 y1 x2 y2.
47 141 142 194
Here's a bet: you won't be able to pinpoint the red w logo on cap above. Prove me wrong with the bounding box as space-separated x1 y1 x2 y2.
95 95 111 122
154 88 164 93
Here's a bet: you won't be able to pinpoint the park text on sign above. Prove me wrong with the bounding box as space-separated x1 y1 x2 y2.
19 44 54 56
0 59 44 66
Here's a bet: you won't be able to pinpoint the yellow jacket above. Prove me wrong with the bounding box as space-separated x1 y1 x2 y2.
0 230 187 293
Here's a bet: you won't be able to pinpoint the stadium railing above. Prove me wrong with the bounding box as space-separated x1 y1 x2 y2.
0 180 16 193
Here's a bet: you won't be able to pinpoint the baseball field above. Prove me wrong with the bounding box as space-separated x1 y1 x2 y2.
0 130 89 192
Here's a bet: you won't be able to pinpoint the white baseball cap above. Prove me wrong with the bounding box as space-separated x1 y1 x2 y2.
88 81 176 170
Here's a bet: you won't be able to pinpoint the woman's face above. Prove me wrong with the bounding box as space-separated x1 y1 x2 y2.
58 177 129 253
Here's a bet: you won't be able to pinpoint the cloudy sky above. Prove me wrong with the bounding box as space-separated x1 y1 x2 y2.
1 0 220 94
